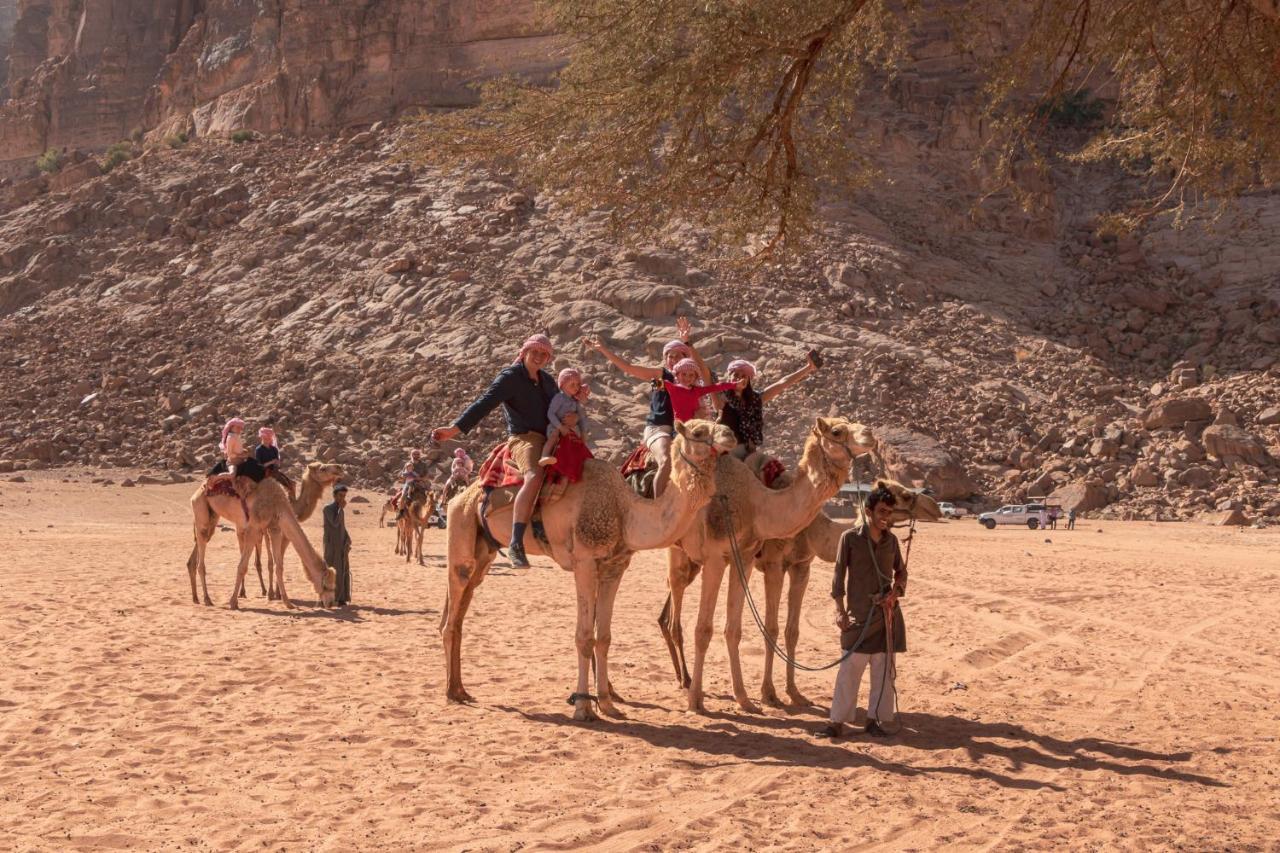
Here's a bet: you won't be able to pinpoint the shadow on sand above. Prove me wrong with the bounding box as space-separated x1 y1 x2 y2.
497 704 1225 791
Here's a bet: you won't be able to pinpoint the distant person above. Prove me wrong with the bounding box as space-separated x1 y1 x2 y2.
324 483 353 606
449 448 473 484
1067 508 1077 530
409 448 430 480
821 484 907 739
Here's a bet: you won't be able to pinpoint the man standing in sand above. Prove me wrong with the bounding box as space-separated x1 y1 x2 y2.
821 484 907 739
324 483 353 606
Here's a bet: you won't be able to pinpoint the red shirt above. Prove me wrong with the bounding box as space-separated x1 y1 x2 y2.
663 380 737 422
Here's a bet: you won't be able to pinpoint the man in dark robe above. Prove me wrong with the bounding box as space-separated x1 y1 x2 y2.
821 484 907 738
324 483 353 606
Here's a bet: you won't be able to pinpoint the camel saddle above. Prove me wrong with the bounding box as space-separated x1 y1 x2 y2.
619 442 785 495
476 441 570 547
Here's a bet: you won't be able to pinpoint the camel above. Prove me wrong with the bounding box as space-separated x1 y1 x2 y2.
441 419 737 721
752 479 941 707
658 416 876 714
187 461 342 606
396 486 435 564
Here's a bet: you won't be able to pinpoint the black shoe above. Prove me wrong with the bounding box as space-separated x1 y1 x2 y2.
864 720 889 737
816 722 843 739
508 538 531 568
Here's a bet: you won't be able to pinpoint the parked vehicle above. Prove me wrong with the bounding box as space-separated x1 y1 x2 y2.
977 503 1050 530
938 502 968 519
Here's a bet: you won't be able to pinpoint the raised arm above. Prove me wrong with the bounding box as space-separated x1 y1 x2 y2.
582 336 661 381
432 370 517 442
759 352 820 404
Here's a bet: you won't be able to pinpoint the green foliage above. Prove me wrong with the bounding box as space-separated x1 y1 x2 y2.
230 130 255 144
165 132 189 149
405 0 1280 255
1035 89 1105 130
36 148 62 174
101 142 132 173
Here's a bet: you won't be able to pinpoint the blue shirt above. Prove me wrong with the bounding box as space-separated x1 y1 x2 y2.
454 364 558 436
645 367 676 427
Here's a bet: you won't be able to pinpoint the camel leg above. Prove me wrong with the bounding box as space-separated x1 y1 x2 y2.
758 559 786 707
188 529 214 607
442 556 487 703
784 561 814 706
228 528 262 610
687 555 727 713
253 539 267 597
268 537 283 601
272 531 295 609
723 552 762 714
594 568 625 718
571 560 599 722
658 549 698 687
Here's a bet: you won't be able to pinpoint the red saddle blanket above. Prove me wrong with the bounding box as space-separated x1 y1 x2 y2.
547 431 592 483
206 477 237 498
620 444 650 478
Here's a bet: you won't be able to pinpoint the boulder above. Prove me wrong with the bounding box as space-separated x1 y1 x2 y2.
1256 406 1280 426
873 426 976 500
1049 480 1111 514
596 282 683 319
1176 466 1214 488
1215 507 1250 526
1142 396 1212 430
1130 463 1159 487
1200 424 1270 467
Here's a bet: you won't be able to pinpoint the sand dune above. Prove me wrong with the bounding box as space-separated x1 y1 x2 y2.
1 470 1277 850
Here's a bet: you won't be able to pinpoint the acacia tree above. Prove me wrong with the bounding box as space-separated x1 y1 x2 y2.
407 0 1280 255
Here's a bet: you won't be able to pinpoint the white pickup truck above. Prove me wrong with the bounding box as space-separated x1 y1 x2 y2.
977 503 1050 530
938 502 968 519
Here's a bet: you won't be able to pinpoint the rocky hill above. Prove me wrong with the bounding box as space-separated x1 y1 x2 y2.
0 4 1276 524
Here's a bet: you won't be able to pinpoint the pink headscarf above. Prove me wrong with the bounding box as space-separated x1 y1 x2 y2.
726 359 756 380
258 426 276 446
672 357 699 378
663 340 692 360
557 367 582 390
454 448 468 459
220 417 245 453
513 334 553 365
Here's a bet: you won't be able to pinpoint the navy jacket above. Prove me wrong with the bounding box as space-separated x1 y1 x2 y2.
454 364 558 436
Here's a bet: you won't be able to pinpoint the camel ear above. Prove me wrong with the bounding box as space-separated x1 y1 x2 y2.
675 421 690 440
814 417 831 434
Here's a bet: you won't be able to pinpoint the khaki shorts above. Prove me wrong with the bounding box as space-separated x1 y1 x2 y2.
643 424 673 450
506 431 546 476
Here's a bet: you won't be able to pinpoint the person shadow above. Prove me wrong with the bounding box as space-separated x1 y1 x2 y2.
497 703 1225 791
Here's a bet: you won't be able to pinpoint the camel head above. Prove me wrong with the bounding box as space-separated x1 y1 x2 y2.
304 462 345 486
871 478 943 523
674 419 738 473
808 417 876 476
318 566 337 607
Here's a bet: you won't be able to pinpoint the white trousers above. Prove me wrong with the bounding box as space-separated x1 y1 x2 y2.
829 651 896 724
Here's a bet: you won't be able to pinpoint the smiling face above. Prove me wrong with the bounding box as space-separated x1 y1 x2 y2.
674 366 700 386
870 500 895 532
664 348 689 371
524 346 552 372
561 375 582 396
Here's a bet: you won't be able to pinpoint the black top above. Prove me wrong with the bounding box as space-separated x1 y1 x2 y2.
255 444 280 467
235 458 268 483
645 367 676 427
454 364 558 436
719 386 764 451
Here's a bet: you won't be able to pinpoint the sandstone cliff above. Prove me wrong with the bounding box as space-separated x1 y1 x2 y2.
0 0 559 176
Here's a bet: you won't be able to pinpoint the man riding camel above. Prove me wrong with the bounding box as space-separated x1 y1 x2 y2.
583 316 709 497
431 334 558 568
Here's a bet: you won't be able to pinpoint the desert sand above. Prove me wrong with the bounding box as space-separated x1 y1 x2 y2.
1 470 1278 851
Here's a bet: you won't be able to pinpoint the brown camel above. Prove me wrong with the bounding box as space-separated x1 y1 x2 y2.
396 486 435 564
187 462 342 606
441 419 737 721
658 417 876 714
752 479 941 707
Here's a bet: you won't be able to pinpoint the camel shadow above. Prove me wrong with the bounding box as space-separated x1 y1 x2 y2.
499 706 1225 791
349 604 438 618
240 604 365 622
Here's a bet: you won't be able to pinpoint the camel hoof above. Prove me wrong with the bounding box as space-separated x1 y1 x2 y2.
282 599 296 610
685 692 706 714
761 688 784 708
787 690 814 707
572 702 599 722
736 698 762 715
607 686 626 704
598 699 625 719
202 597 213 607
227 599 240 611
446 688 475 704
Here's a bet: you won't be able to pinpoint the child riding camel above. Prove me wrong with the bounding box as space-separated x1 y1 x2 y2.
539 367 594 466
206 417 248 488
431 333 559 568
583 316 709 496
664 358 736 422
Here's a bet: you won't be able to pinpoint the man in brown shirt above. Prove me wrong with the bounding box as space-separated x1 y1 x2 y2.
821 484 907 738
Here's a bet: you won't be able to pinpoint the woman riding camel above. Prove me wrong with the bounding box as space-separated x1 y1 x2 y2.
208 417 248 477
583 316 709 497
431 333 558 568
719 350 823 459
